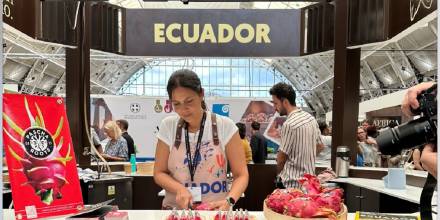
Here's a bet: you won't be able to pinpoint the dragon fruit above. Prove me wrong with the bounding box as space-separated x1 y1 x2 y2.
286 188 304 198
214 211 227 220
193 202 212 210
265 173 344 219
284 197 320 218
266 189 295 213
298 173 322 195
314 188 344 213
4 97 72 205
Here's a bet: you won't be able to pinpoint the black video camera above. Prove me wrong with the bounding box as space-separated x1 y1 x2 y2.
377 84 437 155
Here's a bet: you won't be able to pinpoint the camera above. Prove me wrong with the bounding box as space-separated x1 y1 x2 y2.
377 84 437 155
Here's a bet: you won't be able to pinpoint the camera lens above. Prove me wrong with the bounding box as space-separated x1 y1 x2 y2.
377 117 434 155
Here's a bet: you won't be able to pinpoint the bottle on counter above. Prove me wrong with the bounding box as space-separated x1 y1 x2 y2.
376 152 382 167
130 154 137 173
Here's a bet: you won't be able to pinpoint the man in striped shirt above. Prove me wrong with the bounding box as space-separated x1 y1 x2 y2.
269 83 324 188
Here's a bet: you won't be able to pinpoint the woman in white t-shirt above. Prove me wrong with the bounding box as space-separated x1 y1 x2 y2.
154 69 249 210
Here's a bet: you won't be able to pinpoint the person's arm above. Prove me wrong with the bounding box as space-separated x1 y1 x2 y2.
276 151 288 174
153 139 192 209
315 125 324 155
277 124 292 174
316 143 325 155
95 145 103 154
91 130 104 154
210 132 249 211
412 149 424 170
102 154 126 161
420 144 437 178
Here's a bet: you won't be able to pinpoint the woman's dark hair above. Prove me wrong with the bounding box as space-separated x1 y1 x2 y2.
236 122 246 139
167 69 206 110
269 82 296 106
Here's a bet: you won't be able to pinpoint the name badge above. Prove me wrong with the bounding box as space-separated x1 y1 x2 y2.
188 187 202 202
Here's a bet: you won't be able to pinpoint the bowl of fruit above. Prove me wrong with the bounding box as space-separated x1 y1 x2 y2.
264 174 347 220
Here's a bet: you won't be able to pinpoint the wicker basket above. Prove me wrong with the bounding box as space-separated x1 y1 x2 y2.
263 199 347 220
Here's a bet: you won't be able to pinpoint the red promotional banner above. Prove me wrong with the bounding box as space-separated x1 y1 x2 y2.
3 94 83 220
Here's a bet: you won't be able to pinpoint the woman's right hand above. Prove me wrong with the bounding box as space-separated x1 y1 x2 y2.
176 187 193 209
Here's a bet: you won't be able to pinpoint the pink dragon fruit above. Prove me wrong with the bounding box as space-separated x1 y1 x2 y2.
284 197 320 218
266 190 294 213
214 212 227 220
266 174 344 219
322 187 344 198
298 173 322 195
284 197 338 219
314 188 344 213
193 202 212 210
286 188 304 198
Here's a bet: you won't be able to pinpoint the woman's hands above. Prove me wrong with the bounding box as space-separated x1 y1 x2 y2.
176 187 193 209
208 199 230 211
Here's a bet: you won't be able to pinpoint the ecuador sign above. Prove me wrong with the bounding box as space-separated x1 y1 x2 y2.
125 9 301 57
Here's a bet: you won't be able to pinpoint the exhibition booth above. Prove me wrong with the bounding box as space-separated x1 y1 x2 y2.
1 0 438 220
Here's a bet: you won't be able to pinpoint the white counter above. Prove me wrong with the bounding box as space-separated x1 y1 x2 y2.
349 166 429 178
2 209 357 220
264 160 331 169
331 177 437 205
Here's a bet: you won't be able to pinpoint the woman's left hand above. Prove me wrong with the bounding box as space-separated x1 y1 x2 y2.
208 199 230 211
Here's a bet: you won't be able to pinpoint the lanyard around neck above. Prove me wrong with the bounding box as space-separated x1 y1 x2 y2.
185 111 207 182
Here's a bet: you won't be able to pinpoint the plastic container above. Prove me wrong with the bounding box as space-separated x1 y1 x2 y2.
130 154 136 173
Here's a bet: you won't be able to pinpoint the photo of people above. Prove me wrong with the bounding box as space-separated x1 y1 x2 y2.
264 116 287 145
239 101 275 139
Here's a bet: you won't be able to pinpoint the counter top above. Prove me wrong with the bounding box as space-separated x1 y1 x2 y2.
2 209 357 220
90 161 130 166
111 171 154 177
331 177 437 205
349 166 428 178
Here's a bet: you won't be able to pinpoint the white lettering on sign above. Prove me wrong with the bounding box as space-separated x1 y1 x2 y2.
154 23 271 44
3 0 13 20
373 119 400 128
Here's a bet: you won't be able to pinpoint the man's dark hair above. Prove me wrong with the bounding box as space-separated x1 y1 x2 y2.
236 122 246 139
366 124 378 138
116 119 129 130
318 121 328 134
269 82 296 106
251 121 260 131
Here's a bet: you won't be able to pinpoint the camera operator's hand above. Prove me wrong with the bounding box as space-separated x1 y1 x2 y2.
420 144 437 179
402 82 436 117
